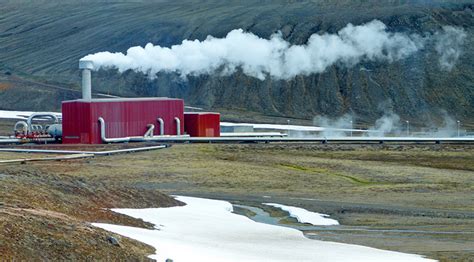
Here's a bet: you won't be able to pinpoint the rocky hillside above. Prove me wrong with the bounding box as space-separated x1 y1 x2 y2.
0 0 472 124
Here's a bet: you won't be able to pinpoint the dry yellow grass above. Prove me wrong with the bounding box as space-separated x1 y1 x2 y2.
1 143 473 261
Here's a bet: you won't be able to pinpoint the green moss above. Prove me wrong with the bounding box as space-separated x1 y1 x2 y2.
232 206 257 218
260 205 290 218
279 163 310 171
278 217 304 226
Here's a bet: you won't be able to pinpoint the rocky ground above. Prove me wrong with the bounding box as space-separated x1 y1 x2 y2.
1 1 473 123
0 145 182 260
0 142 473 260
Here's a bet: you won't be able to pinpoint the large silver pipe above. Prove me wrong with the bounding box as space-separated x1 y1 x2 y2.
0 145 168 155
27 113 59 134
120 136 474 144
47 124 62 138
157 118 164 135
98 117 189 143
0 138 23 144
174 117 181 136
98 117 130 143
79 60 94 101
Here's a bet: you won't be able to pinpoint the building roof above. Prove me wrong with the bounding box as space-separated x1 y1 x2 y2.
184 112 220 115
63 97 183 103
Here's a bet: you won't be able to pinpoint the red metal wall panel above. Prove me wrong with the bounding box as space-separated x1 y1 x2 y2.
184 112 220 137
62 98 184 144
62 101 93 144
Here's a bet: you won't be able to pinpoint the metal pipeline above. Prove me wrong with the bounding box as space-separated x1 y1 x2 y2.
47 124 62 138
31 124 43 131
174 117 181 136
0 145 168 156
14 121 28 133
0 138 23 144
157 118 164 135
144 124 155 137
27 113 59 134
98 117 130 143
98 117 188 143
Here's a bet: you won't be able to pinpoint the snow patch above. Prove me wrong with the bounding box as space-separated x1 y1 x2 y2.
92 196 434 262
0 110 61 120
264 203 339 226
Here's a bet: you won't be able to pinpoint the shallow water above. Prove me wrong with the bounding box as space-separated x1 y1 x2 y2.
233 204 336 231
232 204 473 235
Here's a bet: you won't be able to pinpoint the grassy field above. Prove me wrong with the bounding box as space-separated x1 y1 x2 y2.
0 143 473 260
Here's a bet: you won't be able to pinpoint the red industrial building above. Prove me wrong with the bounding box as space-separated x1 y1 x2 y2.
59 60 220 144
184 112 220 137
62 98 186 144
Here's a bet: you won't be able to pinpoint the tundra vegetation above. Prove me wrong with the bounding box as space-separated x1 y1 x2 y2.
0 142 473 261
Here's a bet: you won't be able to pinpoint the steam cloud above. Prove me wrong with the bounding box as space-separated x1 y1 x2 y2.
435 26 467 71
367 111 402 137
81 20 425 80
309 110 463 138
313 114 354 137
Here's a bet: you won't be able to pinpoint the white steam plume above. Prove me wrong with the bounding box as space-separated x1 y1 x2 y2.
431 110 460 137
313 114 354 137
81 20 424 80
367 111 402 137
435 26 467 71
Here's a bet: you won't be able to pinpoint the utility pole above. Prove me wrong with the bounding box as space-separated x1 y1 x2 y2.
350 120 353 137
406 120 410 137
457 120 461 137
287 119 290 136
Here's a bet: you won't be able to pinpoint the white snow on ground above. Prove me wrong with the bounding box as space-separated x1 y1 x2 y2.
264 203 339 226
184 105 204 110
93 196 435 262
0 110 62 120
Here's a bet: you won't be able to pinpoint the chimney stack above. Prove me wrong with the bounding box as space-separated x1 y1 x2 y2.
79 60 94 101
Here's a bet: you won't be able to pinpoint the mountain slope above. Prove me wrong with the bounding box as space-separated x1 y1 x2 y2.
0 0 472 124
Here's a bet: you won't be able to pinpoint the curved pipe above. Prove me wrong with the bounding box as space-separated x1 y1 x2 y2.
98 117 189 143
27 113 59 134
98 117 130 143
174 117 181 136
157 118 164 135
32 124 43 131
14 121 28 133
144 124 155 137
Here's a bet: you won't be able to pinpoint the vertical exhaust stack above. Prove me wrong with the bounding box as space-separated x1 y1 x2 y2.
79 60 94 101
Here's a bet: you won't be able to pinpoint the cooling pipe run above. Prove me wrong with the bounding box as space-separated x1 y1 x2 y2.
14 121 28 133
174 117 181 136
47 124 63 138
157 118 164 135
27 113 59 134
144 124 155 137
98 117 189 143
79 60 94 101
98 117 130 143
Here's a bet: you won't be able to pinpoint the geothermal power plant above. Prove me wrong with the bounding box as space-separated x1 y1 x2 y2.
1 60 472 145
11 60 221 144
